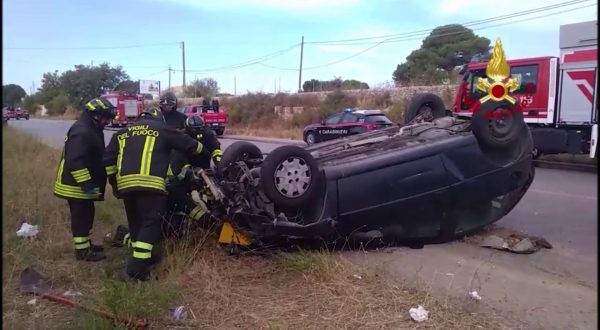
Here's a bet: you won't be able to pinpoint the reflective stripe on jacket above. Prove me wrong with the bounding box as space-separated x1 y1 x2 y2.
104 116 204 195
54 112 106 201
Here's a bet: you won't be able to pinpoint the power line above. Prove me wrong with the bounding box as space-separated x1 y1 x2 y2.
171 43 300 73
306 0 592 45
265 2 597 71
5 42 181 50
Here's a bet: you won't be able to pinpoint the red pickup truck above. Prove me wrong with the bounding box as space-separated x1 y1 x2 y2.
179 99 228 136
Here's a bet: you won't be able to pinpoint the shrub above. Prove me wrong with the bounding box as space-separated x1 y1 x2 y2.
46 93 71 116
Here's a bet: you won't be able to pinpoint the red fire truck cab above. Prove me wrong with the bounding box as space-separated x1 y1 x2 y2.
180 98 228 136
453 20 598 158
102 91 144 127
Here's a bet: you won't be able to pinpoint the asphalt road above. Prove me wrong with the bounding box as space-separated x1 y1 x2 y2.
7 118 597 256
7 118 598 328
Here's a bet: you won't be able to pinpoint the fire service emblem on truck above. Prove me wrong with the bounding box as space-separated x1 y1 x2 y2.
476 38 520 105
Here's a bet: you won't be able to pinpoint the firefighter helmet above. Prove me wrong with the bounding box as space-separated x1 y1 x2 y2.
85 97 116 119
184 115 205 136
139 108 165 122
159 92 177 111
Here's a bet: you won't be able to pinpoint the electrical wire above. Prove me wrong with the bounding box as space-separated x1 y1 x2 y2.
306 0 593 45
172 43 301 73
268 2 598 71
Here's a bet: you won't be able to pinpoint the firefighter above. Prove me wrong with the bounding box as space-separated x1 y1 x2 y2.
103 108 205 281
112 116 223 243
53 97 116 262
158 91 187 129
163 115 223 236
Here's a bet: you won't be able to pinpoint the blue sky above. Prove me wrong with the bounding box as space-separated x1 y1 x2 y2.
2 0 598 95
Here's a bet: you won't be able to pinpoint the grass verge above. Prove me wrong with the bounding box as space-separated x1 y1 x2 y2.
3 126 512 329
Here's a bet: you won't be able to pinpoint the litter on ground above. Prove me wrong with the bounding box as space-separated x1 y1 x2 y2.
409 305 429 322
16 223 39 238
469 291 482 301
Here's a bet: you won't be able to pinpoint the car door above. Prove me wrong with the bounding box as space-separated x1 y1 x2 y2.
317 113 344 142
339 113 363 137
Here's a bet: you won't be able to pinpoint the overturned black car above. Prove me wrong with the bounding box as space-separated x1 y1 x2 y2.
188 93 535 249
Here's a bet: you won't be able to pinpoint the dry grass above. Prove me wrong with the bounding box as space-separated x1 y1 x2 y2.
227 125 303 140
3 126 512 329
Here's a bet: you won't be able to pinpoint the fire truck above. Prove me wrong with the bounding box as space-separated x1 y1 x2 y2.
101 91 144 127
452 20 598 158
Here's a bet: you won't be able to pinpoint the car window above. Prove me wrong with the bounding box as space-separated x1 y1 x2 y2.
510 65 539 94
191 106 198 113
341 113 360 123
364 114 392 124
325 114 343 124
469 64 538 96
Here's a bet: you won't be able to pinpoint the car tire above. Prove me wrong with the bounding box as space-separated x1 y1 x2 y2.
471 100 527 150
260 145 320 209
216 128 224 136
305 132 317 145
217 141 263 178
404 93 447 125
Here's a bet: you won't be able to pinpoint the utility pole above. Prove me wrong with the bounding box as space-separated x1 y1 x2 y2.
298 36 304 93
181 42 186 88
234 76 237 96
278 76 281 93
168 65 172 90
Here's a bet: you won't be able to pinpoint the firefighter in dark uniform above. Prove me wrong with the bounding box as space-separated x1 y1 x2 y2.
103 108 205 281
159 91 187 129
54 97 116 261
163 115 223 236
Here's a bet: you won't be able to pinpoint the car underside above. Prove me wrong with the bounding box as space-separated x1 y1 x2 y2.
187 96 536 250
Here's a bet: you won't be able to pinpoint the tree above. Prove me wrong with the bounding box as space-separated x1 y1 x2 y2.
60 63 130 106
115 80 139 94
392 24 491 85
183 78 220 98
2 84 27 106
302 78 370 92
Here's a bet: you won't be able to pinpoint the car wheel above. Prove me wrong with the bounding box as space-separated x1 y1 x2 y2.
404 93 446 125
305 132 317 145
260 145 320 209
471 100 527 150
216 128 224 136
217 141 263 178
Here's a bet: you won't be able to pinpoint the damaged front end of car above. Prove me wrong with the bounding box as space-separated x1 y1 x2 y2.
189 113 534 250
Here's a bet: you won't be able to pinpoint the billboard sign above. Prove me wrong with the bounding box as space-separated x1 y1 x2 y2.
139 80 161 95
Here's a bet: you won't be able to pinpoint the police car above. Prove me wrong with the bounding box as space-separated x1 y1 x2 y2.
302 109 394 145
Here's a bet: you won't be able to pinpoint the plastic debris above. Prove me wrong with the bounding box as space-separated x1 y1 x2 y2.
469 291 482 301
16 223 39 238
353 274 362 280
27 298 37 305
172 305 188 322
63 290 83 297
409 305 429 322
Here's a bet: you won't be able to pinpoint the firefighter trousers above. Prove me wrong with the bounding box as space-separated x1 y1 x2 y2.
122 191 167 280
166 178 208 236
67 199 95 251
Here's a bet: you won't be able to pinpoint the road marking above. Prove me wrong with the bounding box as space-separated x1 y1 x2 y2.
529 189 597 201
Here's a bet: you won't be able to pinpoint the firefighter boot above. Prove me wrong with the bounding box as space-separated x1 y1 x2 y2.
75 247 107 262
90 241 105 252
126 258 153 282
109 225 132 248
